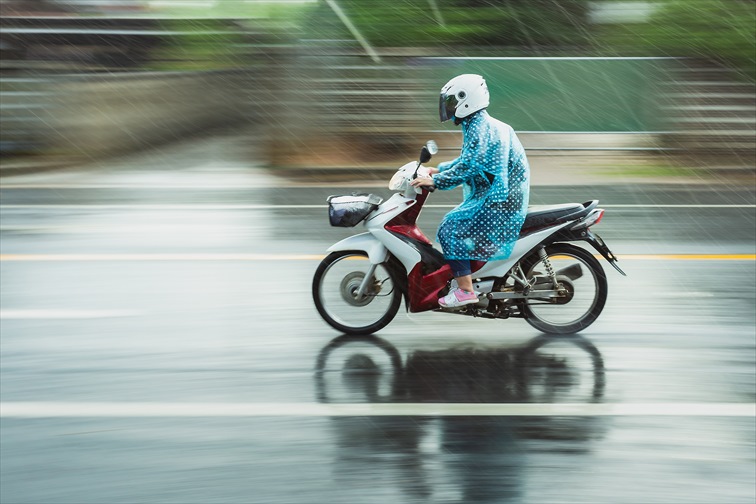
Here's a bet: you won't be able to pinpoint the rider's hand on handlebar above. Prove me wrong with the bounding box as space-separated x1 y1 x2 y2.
410 176 435 188
427 167 439 175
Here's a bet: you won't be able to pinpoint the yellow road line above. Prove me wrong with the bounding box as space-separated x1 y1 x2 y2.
618 254 756 261
0 254 754 262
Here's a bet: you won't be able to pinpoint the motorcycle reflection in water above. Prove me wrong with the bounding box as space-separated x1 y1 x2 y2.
315 335 608 503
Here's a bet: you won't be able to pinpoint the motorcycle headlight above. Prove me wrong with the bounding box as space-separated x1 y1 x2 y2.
388 170 407 190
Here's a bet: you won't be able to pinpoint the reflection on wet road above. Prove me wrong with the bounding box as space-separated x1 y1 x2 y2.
1 157 754 503
316 334 605 404
318 335 606 504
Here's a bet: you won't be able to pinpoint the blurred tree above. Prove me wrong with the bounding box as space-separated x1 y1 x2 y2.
304 0 592 49
600 0 756 78
148 19 247 70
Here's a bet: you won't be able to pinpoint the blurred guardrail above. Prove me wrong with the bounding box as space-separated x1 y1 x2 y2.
269 47 755 170
0 16 162 69
1 70 255 158
1 17 753 169
0 75 53 154
433 131 670 154
662 63 756 160
266 48 677 168
0 15 275 158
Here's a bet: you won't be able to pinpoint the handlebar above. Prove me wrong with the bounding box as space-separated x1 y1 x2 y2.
411 170 436 192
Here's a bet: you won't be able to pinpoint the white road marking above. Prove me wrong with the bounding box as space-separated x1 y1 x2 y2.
0 310 141 319
1 402 753 418
0 204 753 210
0 253 327 261
1 254 753 262
0 204 326 210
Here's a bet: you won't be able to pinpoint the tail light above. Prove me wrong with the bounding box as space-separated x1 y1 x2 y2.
571 208 605 230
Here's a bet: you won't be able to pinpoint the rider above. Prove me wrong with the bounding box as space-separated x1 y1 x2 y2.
411 74 531 308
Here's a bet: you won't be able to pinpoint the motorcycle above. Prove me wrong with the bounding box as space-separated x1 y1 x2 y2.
313 140 625 335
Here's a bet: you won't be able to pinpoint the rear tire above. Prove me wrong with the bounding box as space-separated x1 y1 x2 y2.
520 243 607 334
313 252 402 335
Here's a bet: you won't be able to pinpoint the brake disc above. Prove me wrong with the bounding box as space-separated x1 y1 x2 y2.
340 272 375 307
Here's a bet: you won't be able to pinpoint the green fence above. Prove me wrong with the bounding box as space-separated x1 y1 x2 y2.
417 57 673 132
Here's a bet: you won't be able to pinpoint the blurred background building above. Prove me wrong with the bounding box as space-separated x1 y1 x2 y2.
1 0 754 175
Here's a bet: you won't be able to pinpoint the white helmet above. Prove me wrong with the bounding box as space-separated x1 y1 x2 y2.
439 74 490 124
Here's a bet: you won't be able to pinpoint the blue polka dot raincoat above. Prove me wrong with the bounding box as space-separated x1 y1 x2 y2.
432 110 530 261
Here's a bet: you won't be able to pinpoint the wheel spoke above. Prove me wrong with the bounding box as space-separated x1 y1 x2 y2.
313 253 401 334
521 245 607 334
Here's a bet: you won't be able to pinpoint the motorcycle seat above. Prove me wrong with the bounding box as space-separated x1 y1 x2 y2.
520 203 588 235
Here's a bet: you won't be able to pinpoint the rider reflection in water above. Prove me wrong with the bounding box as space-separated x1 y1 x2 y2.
411 74 531 309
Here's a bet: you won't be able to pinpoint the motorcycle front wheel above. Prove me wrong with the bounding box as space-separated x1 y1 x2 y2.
313 252 402 335
519 243 608 334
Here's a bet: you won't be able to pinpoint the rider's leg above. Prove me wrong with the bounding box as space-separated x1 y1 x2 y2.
439 259 478 307
456 275 474 293
446 259 473 292
447 260 474 292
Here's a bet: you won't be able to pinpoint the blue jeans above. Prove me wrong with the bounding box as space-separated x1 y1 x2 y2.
447 259 471 278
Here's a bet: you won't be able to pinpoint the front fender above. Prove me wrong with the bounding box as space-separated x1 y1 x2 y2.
327 233 389 264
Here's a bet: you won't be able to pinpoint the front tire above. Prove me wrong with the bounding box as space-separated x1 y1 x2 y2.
313 252 402 335
520 243 608 334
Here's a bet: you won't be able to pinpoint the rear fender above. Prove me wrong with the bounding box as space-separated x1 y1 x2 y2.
547 228 626 276
581 230 626 276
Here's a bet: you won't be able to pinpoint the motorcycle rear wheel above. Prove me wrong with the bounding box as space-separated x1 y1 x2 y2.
313 252 402 335
519 243 608 334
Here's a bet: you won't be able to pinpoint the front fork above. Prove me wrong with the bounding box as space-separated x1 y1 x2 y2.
356 263 378 299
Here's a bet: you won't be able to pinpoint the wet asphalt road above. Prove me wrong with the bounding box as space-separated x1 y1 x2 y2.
1 144 755 503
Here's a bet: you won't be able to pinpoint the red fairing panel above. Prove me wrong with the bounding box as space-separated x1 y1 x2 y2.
385 190 432 244
385 224 432 245
390 190 488 311
407 263 454 312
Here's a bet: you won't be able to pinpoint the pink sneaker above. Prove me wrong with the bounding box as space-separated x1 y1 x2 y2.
439 288 479 308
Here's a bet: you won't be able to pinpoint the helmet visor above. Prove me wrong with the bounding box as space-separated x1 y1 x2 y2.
439 93 457 123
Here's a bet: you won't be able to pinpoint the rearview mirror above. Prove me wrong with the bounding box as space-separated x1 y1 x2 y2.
426 140 438 155
419 140 438 164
